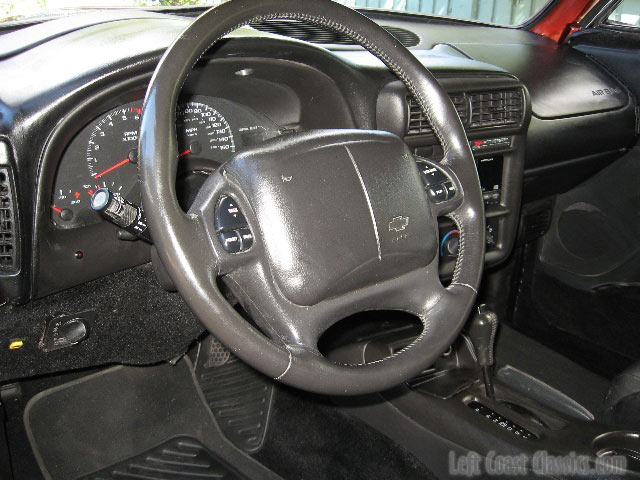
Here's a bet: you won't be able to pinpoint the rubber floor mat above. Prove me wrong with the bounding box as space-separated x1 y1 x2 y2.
80 436 243 480
24 358 281 480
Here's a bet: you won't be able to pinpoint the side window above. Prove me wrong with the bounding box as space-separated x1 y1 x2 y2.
607 0 640 27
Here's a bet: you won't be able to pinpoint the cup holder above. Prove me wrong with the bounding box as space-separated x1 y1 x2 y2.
593 431 640 472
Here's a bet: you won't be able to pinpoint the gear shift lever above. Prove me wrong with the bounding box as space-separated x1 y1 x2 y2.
466 304 498 398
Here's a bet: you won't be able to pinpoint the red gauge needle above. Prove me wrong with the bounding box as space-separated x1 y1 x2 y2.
50 206 62 213
178 149 191 157
94 157 131 179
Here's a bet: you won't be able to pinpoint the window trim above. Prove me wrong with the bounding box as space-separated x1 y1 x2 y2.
588 0 640 31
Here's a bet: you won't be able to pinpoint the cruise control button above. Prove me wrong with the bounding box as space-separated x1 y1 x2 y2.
443 181 456 199
215 196 247 231
218 231 242 253
427 184 447 203
238 228 254 250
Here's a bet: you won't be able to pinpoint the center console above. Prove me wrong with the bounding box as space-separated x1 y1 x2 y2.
377 74 529 277
332 309 640 479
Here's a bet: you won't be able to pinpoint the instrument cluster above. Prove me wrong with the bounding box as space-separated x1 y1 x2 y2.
51 95 279 229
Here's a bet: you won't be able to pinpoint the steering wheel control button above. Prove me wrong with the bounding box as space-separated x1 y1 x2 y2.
213 196 254 253
215 196 248 232
419 164 447 186
238 228 254 250
443 181 456 198
427 184 447 203
218 231 242 253
214 196 254 253
417 160 458 204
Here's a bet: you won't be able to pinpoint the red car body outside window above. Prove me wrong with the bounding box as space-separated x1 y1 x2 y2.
530 0 601 42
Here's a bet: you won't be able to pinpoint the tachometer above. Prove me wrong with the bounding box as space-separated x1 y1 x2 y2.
86 105 141 195
51 101 143 229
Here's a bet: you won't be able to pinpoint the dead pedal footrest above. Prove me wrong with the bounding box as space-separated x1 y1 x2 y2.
195 335 274 453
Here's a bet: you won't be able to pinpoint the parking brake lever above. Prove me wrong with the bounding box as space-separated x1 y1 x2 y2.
466 304 498 399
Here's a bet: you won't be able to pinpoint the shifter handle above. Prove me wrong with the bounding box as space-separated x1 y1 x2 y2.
466 305 498 398
467 304 498 367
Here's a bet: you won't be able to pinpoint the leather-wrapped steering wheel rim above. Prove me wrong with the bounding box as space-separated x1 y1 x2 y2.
139 0 485 395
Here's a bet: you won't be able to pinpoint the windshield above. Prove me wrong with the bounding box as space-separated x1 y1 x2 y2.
0 0 553 26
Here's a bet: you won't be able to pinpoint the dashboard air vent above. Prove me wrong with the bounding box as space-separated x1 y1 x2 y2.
381 26 421 48
250 20 420 47
469 89 524 128
0 166 17 271
407 93 467 135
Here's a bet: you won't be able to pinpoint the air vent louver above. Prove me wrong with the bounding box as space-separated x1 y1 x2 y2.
408 93 467 135
381 26 421 47
406 88 524 136
469 89 524 128
0 167 16 271
250 20 420 47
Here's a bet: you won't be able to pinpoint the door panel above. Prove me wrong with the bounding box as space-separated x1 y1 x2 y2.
512 146 640 377
508 16 640 377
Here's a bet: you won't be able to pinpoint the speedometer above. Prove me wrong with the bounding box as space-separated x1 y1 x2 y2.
176 100 236 159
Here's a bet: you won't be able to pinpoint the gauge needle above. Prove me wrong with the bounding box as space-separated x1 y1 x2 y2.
94 157 131 179
178 149 191 157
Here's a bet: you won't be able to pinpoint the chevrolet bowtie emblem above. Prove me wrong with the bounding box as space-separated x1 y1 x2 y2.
389 216 409 232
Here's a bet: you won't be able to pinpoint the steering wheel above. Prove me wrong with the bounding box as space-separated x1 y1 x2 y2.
139 0 485 395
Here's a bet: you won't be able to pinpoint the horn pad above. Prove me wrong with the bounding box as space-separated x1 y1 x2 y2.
224 130 438 306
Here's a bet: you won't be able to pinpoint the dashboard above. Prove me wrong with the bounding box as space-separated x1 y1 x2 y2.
0 9 636 304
